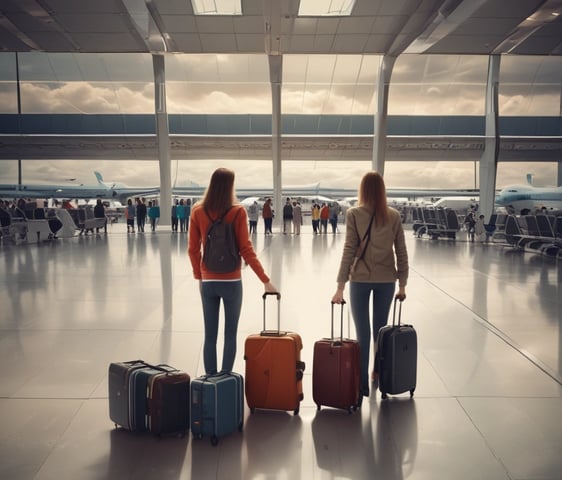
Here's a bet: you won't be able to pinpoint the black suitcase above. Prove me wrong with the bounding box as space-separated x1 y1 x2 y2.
376 298 417 400
108 360 148 430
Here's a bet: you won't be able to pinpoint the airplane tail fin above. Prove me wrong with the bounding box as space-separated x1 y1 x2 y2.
526 173 534 185
94 171 104 185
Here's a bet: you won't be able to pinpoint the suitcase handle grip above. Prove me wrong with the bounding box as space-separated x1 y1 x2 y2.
330 300 346 341
262 292 281 300
392 297 403 327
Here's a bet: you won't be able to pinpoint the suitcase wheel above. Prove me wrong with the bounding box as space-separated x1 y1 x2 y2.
293 406 300 416
250 407 256 414
316 404 321 411
347 406 353 415
211 435 218 447
296 370 303 381
381 392 388 400
410 389 415 398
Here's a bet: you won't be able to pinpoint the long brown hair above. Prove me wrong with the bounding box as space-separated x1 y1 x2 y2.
201 168 237 216
358 171 389 226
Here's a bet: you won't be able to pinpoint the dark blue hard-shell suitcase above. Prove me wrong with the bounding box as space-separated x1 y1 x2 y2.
376 298 417 400
108 360 147 430
190 372 244 446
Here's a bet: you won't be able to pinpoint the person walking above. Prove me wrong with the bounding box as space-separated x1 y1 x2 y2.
93 198 107 233
188 168 278 374
311 202 321 234
331 171 409 401
248 200 259 234
125 198 136 233
283 198 293 234
171 199 179 232
262 197 273 235
148 200 160 232
177 199 187 233
320 203 330 234
136 198 147 233
292 201 302 235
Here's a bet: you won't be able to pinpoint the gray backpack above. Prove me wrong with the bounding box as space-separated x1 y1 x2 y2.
203 207 241 273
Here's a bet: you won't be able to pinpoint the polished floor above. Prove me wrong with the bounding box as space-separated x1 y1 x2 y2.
1 220 561 480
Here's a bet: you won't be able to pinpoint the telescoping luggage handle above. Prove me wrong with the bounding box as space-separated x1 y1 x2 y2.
392 296 403 327
330 300 347 344
261 292 285 336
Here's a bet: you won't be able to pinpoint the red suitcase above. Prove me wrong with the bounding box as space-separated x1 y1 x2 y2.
244 293 305 415
147 368 191 435
313 301 361 413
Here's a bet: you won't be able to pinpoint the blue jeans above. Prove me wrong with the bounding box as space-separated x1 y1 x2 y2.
349 281 396 396
200 280 243 374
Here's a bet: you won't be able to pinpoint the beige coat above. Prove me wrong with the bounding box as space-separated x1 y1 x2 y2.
336 206 409 287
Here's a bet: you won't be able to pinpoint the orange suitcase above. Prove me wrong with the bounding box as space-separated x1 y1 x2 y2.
244 293 305 415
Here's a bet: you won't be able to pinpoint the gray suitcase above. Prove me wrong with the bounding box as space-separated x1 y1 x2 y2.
376 299 417 399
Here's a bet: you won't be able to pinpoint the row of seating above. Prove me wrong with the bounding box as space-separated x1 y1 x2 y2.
0 205 107 244
412 207 461 240
490 213 562 258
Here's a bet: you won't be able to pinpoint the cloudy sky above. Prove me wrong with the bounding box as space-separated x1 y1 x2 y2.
0 52 560 192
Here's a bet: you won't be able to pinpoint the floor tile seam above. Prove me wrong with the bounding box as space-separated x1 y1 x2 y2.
455 397 514 480
32 398 89 480
410 266 562 387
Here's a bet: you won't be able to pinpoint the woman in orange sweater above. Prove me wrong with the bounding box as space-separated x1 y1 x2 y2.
188 168 278 374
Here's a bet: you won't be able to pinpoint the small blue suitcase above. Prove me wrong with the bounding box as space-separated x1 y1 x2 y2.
191 372 244 446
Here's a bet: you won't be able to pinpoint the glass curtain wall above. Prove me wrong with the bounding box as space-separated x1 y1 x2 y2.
497 56 562 186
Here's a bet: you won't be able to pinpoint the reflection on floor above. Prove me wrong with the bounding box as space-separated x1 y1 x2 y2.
1 223 561 480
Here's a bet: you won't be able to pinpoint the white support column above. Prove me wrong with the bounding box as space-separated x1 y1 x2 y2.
269 55 283 229
372 55 396 176
152 54 171 227
480 54 501 222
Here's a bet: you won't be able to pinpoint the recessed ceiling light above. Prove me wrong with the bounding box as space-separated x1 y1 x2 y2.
191 0 242 15
298 0 356 17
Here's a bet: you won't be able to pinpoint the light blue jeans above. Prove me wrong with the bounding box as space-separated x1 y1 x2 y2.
349 281 396 396
200 280 243 374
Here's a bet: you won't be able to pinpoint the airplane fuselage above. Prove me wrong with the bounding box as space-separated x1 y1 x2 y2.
495 184 562 213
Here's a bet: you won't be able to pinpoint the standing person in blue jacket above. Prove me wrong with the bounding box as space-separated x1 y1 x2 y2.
148 200 160 231
177 199 187 233
331 171 409 401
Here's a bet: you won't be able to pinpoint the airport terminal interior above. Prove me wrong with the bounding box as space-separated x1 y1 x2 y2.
1 1 562 479
0 222 561 480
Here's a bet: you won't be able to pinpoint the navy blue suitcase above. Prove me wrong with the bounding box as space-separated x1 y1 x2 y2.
376 299 417 400
108 360 147 430
191 372 244 446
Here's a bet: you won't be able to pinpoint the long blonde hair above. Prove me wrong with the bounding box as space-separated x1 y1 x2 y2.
201 168 237 216
358 171 389 226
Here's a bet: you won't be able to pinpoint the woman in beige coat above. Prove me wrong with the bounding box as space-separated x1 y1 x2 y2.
332 171 409 399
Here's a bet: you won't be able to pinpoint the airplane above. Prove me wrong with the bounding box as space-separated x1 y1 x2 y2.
495 174 562 214
0 172 160 203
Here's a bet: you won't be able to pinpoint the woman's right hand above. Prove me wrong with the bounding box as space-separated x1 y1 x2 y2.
264 281 278 294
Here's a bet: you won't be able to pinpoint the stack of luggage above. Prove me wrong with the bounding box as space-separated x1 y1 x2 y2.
108 360 190 435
